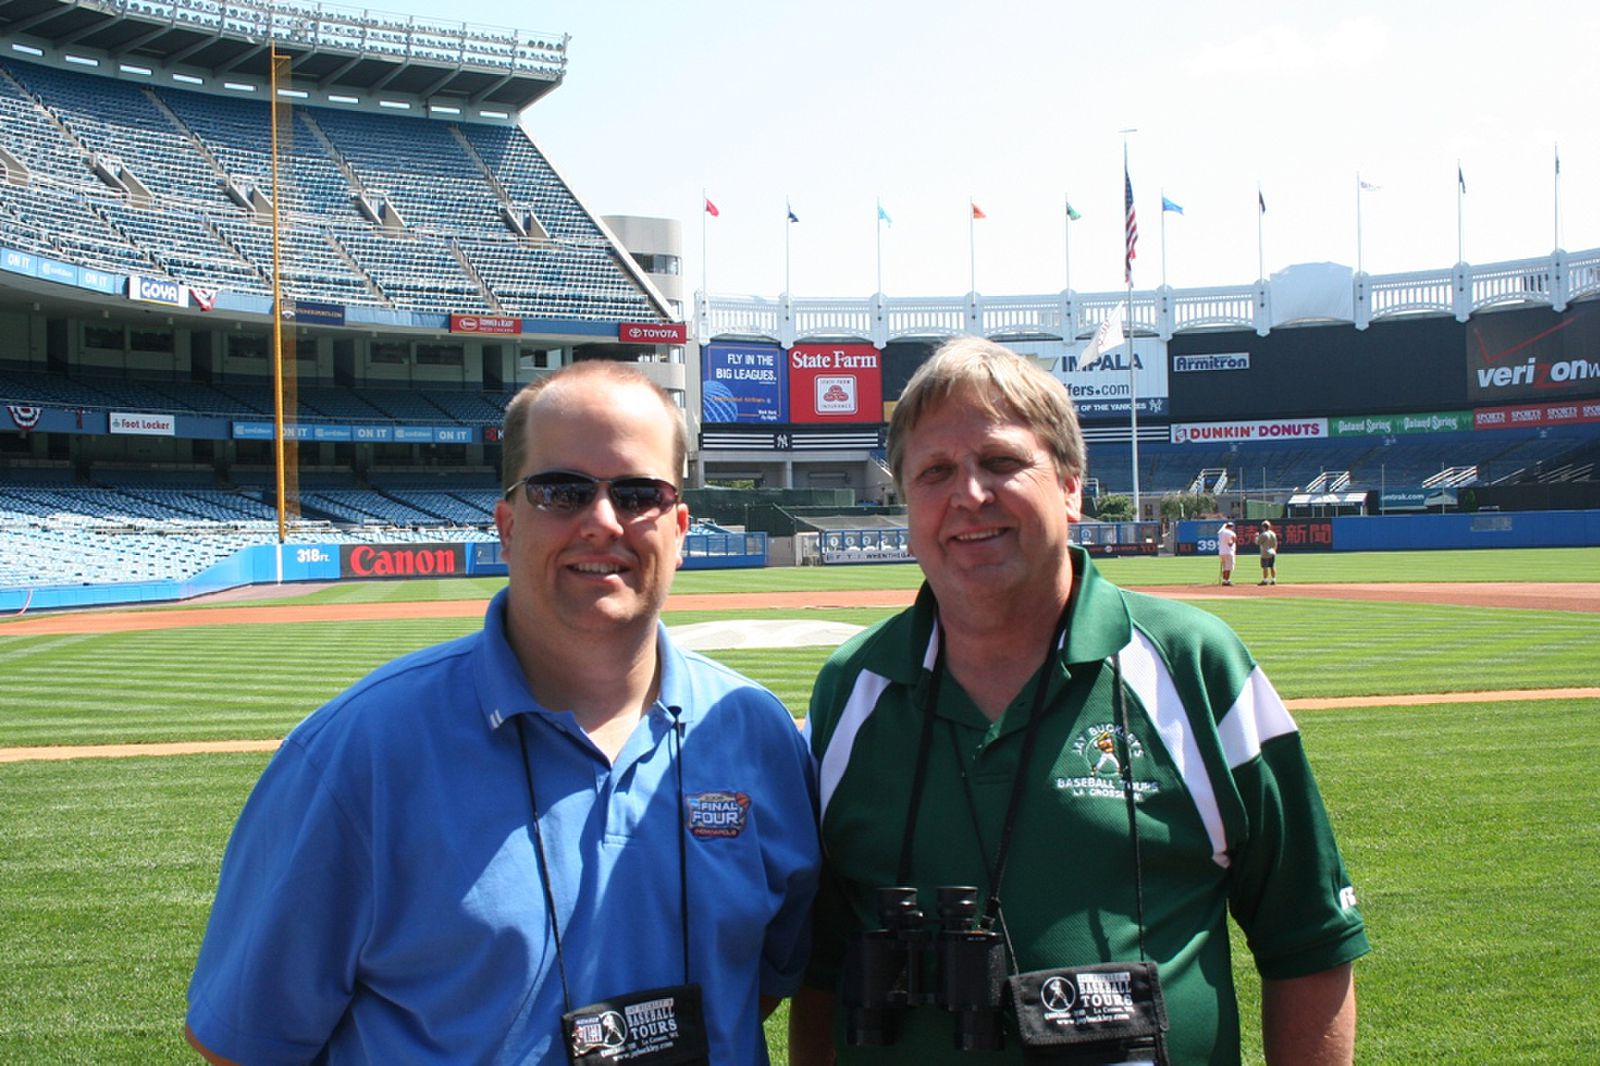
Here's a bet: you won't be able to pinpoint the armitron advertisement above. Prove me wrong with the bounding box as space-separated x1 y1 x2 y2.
786 344 882 424
702 343 787 423
1466 302 1600 403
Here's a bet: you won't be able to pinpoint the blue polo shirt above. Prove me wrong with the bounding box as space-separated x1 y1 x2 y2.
187 589 820 1064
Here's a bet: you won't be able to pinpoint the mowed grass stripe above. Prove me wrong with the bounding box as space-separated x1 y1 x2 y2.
2 602 1596 747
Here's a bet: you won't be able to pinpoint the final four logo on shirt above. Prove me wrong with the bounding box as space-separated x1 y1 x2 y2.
1055 723 1161 801
685 791 750 838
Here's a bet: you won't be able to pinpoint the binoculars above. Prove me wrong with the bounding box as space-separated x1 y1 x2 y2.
842 885 1008 1051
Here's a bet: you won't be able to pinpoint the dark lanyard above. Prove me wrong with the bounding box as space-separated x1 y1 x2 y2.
513 706 693 1013
896 605 1069 928
897 613 1152 965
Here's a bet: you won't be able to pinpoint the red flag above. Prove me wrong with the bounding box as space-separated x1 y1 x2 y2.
970 202 986 220
704 197 720 217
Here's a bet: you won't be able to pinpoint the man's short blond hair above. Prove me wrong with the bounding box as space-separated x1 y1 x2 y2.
500 362 687 488
887 336 1085 487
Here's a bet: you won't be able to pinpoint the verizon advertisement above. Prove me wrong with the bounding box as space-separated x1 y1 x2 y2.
1170 418 1328 444
787 344 883 423
1466 302 1600 403
340 543 466 579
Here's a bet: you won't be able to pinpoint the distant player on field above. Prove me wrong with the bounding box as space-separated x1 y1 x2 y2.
1258 519 1280 586
1218 520 1237 585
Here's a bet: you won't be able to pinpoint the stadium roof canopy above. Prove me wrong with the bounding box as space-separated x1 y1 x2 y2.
0 0 566 110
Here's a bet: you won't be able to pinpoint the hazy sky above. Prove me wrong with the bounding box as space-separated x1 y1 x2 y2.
439 0 1595 303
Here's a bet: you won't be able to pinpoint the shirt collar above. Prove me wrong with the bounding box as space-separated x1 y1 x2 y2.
880 545 1133 689
472 588 688 732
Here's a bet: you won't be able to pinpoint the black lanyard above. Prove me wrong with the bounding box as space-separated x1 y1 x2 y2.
897 605 1069 929
513 707 693 1014
896 608 1152 965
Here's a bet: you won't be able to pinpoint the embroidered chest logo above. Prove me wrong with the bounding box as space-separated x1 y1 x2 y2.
1055 723 1161 801
685 791 750 838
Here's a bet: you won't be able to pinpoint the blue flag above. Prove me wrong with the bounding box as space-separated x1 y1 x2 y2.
787 202 799 223
1161 196 1184 215
877 202 893 226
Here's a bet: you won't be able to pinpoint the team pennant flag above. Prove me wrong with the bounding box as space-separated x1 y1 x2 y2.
877 201 893 226
787 201 798 223
971 202 987 220
704 197 720 217
1066 200 1083 221
1161 196 1183 215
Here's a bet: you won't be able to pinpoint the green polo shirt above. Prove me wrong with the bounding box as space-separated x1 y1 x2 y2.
805 547 1368 1064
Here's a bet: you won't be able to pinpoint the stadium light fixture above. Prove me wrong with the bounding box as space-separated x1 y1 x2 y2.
379 100 411 109
11 43 44 56
224 82 256 92
329 94 359 104
64 54 99 66
173 73 202 84
120 64 152 76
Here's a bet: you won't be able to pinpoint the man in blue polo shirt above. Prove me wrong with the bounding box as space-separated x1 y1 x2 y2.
186 362 820 1064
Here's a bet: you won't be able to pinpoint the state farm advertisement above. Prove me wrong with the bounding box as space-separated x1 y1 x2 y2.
1169 418 1328 444
787 344 883 423
339 543 466 579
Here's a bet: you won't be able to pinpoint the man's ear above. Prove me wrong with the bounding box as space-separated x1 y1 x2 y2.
494 497 515 550
673 503 690 569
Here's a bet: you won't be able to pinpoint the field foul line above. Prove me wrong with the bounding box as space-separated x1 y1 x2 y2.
4 688 1597 764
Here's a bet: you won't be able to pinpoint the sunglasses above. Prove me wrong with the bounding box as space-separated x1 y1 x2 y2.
505 470 681 518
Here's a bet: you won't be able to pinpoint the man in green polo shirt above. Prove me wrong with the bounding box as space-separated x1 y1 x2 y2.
789 338 1368 1065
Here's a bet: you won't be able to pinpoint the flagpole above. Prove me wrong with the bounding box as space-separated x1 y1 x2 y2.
1554 143 1562 251
1256 183 1265 282
1159 187 1168 289
784 199 791 296
969 198 976 294
1456 160 1465 263
1064 195 1072 293
1122 133 1141 523
876 198 883 295
700 186 708 302
1355 173 1364 275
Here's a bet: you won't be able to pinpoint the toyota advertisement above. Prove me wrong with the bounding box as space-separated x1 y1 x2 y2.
787 344 883 423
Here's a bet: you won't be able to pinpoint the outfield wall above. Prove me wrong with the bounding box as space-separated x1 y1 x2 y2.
0 532 768 614
1177 510 1600 554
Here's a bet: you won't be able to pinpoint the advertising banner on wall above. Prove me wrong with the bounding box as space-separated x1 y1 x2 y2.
702 343 787 423
1009 338 1170 420
1473 398 1600 430
787 343 883 423
339 543 467 579
1328 410 1474 437
1175 518 1334 555
1169 417 1328 444
1466 301 1600 403
109 412 176 436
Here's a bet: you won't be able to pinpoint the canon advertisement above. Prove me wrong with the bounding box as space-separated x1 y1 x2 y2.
339 543 466 579
787 344 883 424
1465 301 1600 403
702 343 787 423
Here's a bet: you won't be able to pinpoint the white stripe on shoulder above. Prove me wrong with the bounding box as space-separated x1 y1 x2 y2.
818 669 893 821
1217 666 1298 770
1116 630 1229 869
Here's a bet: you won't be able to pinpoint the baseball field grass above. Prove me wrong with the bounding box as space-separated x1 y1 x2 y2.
1 548 1596 1063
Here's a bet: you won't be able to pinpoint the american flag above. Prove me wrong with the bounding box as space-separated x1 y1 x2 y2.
1124 167 1138 284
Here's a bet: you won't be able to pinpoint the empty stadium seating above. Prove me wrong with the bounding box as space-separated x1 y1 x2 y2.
0 56 655 320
